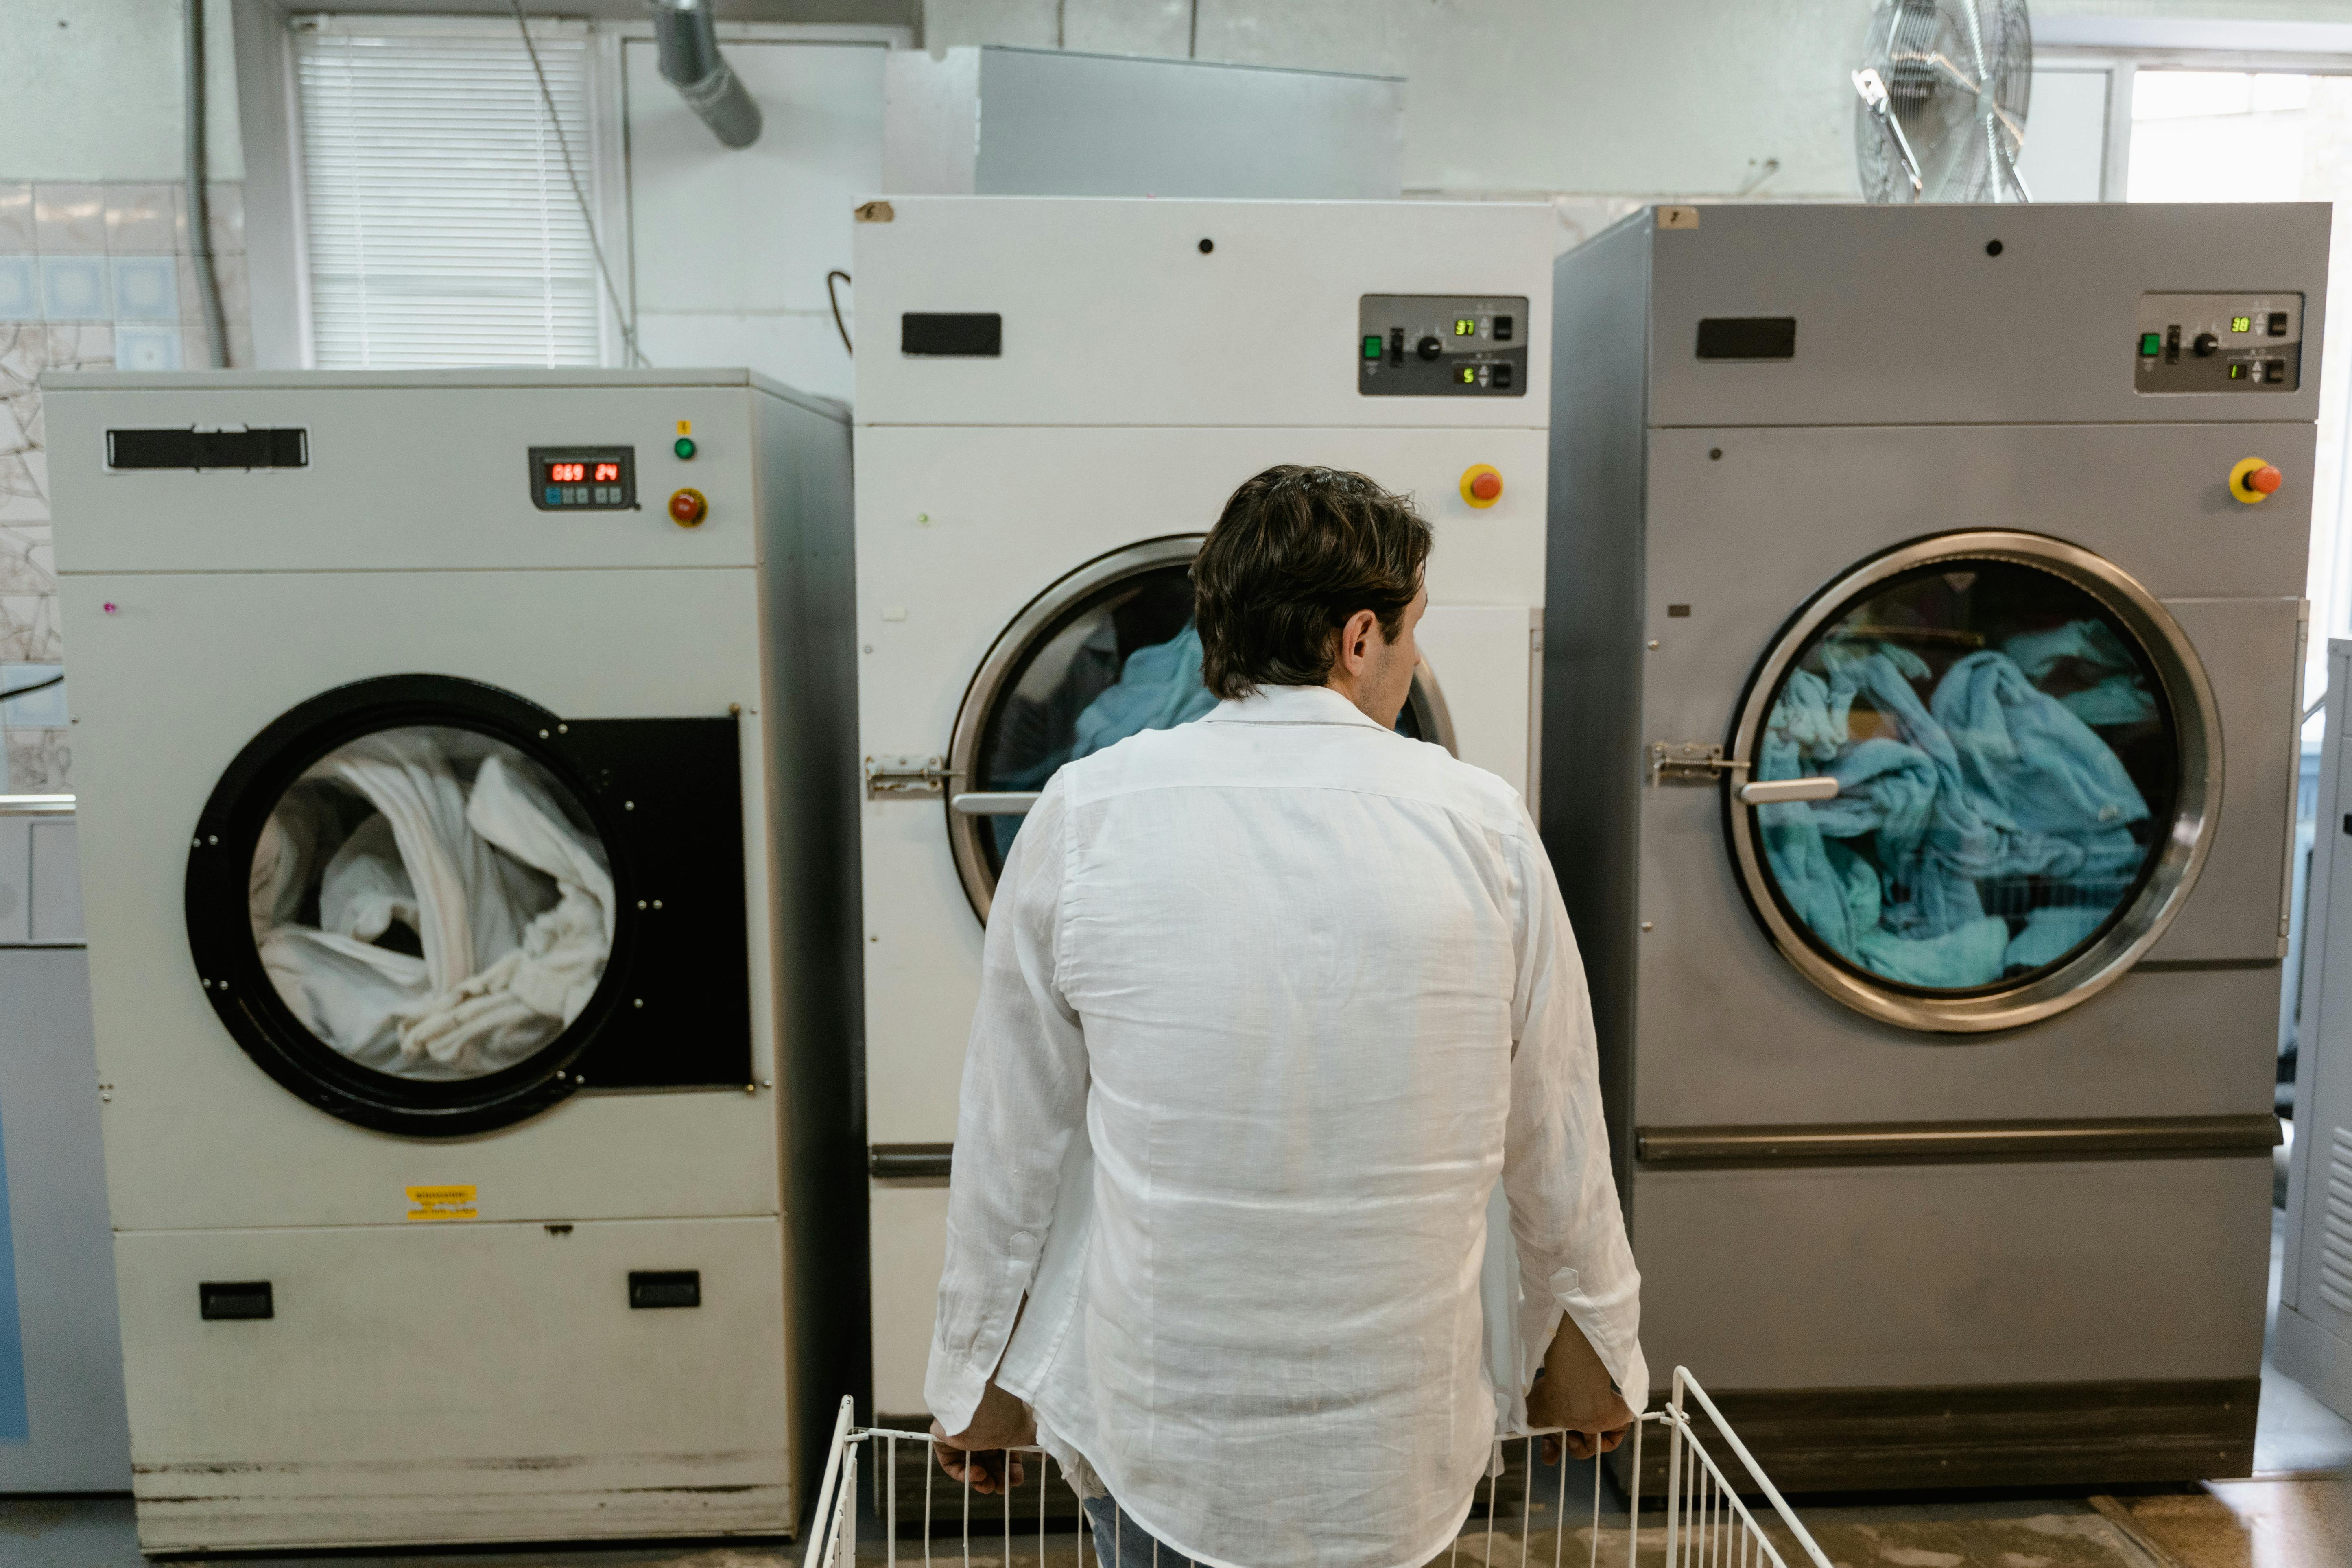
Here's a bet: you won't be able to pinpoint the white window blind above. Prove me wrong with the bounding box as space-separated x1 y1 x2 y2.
297 28 604 368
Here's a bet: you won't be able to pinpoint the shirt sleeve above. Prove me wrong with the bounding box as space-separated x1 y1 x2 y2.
1500 808 1649 1415
924 775 1090 1433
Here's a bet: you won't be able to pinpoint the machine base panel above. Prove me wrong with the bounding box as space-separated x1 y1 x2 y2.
1605 1378 2259 1494
132 1455 794 1553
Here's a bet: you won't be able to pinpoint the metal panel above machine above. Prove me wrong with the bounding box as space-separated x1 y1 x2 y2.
882 46 1402 200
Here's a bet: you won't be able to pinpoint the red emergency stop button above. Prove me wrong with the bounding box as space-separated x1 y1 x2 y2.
669 487 708 526
2229 457 2283 504
1460 464 1504 509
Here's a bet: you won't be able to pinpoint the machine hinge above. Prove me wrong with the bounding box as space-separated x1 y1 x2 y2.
863 754 961 800
1649 741 1749 783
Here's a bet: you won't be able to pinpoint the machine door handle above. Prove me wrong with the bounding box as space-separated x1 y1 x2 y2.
950 792 1041 817
1736 777 1841 806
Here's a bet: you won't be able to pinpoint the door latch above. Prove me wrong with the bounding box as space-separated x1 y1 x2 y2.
1649 742 1748 783
863 755 961 800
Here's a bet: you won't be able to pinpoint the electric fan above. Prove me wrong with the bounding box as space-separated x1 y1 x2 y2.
1853 0 2033 203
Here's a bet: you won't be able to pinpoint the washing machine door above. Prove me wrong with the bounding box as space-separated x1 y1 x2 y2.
944 535 1459 922
1722 531 2220 1033
185 674 753 1135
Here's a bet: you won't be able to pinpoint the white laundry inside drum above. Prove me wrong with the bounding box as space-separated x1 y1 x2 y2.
247 725 616 1080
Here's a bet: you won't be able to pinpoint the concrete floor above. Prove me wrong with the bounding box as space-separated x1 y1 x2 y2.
6 1214 2348 1568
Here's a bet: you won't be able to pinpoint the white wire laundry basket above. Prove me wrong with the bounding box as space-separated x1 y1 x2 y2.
800 1368 1832 1568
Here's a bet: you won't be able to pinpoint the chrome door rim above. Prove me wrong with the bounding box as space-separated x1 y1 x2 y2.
1723 530 2221 1034
948 535 1458 923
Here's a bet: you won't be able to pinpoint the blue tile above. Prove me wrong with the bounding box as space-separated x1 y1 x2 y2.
109 256 176 322
37 256 105 322
113 326 179 372
0 257 34 321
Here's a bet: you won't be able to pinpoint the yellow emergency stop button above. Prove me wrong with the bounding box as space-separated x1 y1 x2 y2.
2230 457 2284 504
1460 464 1503 509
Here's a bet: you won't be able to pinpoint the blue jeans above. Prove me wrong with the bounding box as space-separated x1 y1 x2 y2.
1083 1495 1200 1568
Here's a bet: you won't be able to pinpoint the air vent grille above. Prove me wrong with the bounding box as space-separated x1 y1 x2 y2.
2321 1125 2352 1316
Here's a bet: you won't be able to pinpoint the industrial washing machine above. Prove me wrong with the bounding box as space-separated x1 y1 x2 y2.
43 369 860 1550
852 197 1557 1427
1548 203 2324 1489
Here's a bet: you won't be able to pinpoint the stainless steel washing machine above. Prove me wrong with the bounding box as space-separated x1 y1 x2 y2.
1547 203 2324 1489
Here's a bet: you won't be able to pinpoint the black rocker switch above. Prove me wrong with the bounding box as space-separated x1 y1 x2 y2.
1387 327 1405 367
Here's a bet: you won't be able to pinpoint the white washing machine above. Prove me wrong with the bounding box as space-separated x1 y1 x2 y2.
1549 204 2325 1490
850 196 1557 1425
43 369 860 1551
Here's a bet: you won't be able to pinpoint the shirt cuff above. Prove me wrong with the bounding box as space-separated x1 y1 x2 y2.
925 1353 990 1436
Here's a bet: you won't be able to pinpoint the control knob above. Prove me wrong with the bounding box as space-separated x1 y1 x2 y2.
2193 332 2221 357
1417 335 1444 362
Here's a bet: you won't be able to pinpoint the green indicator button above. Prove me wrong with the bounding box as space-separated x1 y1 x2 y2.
2138 332 2162 357
674 436 697 459
1362 335 1383 360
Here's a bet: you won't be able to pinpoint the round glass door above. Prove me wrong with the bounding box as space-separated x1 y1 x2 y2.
1724 531 2218 1033
188 675 632 1133
251 725 614 1081
946 536 1457 921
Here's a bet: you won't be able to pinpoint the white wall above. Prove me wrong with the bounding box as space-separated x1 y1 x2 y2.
626 36 889 405
0 0 242 182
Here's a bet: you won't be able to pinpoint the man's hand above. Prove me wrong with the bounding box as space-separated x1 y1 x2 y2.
932 1379 1037 1496
1525 1314 1636 1465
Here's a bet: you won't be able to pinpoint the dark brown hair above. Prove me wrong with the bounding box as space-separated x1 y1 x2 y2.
1193 465 1433 701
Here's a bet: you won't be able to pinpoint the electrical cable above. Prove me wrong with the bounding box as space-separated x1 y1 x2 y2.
507 0 646 367
0 673 65 703
185 0 229 367
826 270 853 356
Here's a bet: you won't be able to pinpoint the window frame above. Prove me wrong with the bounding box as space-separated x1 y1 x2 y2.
282 13 616 370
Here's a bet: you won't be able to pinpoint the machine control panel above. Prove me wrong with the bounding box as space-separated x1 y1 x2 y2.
528 445 637 510
1358 294 1529 396
2135 292 2304 393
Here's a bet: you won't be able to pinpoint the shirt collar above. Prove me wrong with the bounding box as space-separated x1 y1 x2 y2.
1201 684 1392 732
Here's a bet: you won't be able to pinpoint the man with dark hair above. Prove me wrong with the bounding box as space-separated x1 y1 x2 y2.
925 465 1644 1568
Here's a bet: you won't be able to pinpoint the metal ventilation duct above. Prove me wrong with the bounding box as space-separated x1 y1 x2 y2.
649 0 762 149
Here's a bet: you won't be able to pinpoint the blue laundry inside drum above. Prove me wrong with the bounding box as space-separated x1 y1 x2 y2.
974 564 1435 872
1754 562 2175 991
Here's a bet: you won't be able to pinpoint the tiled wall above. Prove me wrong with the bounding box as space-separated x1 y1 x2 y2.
0 181 252 793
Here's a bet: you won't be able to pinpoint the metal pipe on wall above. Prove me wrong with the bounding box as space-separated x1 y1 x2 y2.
649 0 762 150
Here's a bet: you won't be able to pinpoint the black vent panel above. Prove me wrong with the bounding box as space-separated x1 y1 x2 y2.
1695 318 1797 361
901 313 1002 357
199 1280 274 1320
108 428 309 470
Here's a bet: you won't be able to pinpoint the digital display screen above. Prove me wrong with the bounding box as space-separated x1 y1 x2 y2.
543 460 622 485
1454 319 1477 336
2232 315 2254 333
1457 366 1478 385
528 446 635 511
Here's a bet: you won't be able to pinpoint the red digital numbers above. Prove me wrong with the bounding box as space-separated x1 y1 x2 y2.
593 462 620 483
549 461 586 483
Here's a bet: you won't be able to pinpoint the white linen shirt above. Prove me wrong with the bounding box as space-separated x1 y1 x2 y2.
925 685 1645 1568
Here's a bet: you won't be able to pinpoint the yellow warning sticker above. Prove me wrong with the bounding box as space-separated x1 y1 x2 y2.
406 1185 478 1222
676 419 692 435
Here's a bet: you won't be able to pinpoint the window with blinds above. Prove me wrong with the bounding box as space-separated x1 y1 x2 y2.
296 28 605 368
